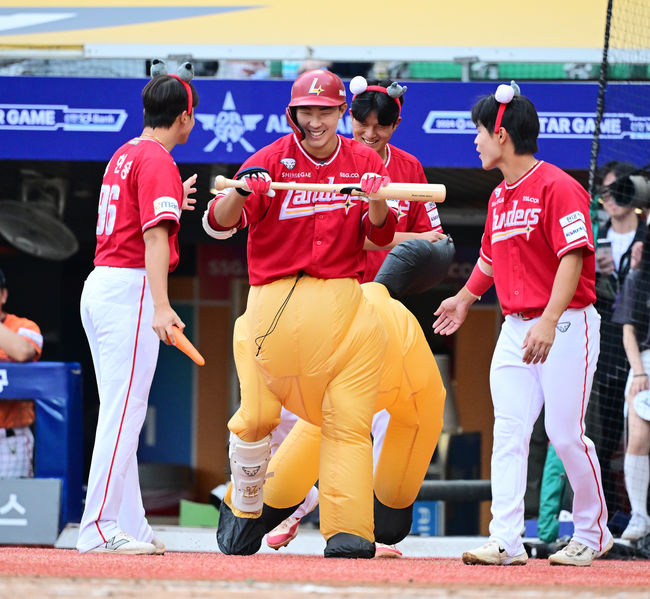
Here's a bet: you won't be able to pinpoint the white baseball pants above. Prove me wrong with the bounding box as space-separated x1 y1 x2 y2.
489 305 610 556
77 266 159 552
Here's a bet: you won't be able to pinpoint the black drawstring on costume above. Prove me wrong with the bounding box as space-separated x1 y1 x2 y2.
255 272 304 357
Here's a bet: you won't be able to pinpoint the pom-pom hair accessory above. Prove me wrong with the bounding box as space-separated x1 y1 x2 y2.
493 80 519 134
349 75 407 117
150 58 195 116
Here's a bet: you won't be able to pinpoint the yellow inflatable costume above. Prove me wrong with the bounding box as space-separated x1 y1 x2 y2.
218 278 446 557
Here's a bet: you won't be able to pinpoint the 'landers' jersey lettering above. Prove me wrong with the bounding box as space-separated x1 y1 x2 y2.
491 200 542 243
280 177 357 218
479 161 595 314
94 137 183 272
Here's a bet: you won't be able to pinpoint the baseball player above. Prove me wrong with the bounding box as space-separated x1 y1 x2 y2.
348 76 445 283
204 69 397 558
265 76 447 557
218 272 446 558
76 61 198 555
0 268 43 479
433 82 612 566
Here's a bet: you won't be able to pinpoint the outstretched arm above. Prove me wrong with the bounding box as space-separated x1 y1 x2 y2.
433 257 492 335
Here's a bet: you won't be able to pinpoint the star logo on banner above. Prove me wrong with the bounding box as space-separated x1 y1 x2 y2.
196 91 263 153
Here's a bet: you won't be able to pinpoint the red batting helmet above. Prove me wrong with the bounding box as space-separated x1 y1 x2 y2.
288 69 347 107
286 70 347 139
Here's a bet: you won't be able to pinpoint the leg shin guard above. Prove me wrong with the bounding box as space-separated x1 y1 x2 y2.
229 432 272 513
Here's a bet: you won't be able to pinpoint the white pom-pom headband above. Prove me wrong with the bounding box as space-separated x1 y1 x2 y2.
493 80 520 134
349 76 407 117
150 58 195 115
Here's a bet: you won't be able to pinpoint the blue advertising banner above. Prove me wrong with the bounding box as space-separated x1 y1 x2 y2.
1 77 648 169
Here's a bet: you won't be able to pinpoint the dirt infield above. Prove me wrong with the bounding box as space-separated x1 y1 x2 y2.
0 548 648 599
1 577 649 599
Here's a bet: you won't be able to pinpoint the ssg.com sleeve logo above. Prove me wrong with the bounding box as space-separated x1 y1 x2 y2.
196 91 264 153
0 104 126 131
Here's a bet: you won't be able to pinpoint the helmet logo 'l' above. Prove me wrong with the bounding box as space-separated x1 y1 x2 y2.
308 78 324 95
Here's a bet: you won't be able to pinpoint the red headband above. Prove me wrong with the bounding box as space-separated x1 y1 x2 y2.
353 85 402 118
169 74 193 116
494 102 507 134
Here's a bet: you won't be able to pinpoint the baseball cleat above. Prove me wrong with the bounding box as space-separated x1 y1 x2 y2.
462 540 528 565
88 531 156 555
266 516 300 550
548 535 614 566
621 514 650 542
374 542 403 558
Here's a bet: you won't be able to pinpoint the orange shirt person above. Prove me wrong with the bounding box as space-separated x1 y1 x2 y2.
0 268 43 478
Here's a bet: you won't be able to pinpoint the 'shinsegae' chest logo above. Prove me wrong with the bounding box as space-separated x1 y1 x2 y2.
280 158 296 169
491 199 542 243
279 176 357 220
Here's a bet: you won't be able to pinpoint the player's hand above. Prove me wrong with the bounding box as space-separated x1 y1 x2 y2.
521 317 556 364
360 172 391 195
433 295 470 335
182 173 198 211
152 304 185 345
628 373 649 401
595 250 615 275
234 167 276 198
631 240 643 270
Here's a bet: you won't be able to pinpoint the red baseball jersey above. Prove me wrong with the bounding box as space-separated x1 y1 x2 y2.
479 160 596 315
224 134 396 285
93 137 182 272
360 144 443 282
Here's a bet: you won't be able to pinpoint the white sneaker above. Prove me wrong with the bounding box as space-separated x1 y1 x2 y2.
88 531 156 555
462 540 528 565
621 514 650 542
548 535 614 566
151 536 166 555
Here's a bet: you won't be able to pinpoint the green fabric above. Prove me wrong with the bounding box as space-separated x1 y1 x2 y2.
537 444 568 543
590 193 600 244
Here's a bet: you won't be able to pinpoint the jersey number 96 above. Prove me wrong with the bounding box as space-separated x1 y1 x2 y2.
97 184 120 236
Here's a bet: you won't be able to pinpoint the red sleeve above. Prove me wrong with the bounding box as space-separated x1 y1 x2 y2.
136 151 182 235
233 151 275 228
479 207 493 266
207 193 246 231
543 178 594 259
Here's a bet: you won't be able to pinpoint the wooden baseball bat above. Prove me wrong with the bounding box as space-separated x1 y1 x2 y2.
213 175 446 203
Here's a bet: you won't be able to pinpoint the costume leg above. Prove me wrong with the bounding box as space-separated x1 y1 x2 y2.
360 282 445 544
319 307 385 557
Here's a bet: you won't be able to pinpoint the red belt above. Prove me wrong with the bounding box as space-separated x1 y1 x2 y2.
514 309 545 321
